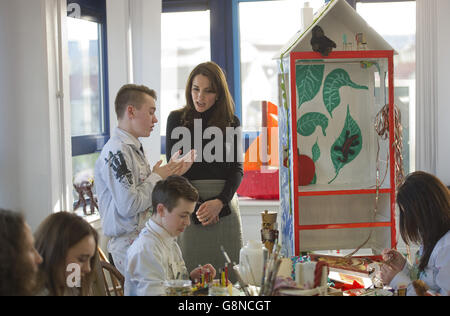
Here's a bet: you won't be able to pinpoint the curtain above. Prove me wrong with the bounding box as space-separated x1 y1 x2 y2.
415 0 438 174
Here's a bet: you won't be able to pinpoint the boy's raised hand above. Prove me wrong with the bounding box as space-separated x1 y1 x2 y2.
152 160 171 179
152 150 196 179
170 149 197 175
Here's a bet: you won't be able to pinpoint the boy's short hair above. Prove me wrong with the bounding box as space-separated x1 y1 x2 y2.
115 84 157 119
152 175 199 213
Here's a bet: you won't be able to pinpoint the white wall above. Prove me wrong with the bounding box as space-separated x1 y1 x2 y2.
131 0 162 165
105 0 131 132
0 0 66 230
106 0 162 166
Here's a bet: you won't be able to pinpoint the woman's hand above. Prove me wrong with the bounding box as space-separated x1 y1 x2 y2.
196 199 223 226
380 249 406 285
190 264 216 281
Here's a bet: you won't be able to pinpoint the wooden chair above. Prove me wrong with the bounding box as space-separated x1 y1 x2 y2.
97 247 125 296
101 261 125 296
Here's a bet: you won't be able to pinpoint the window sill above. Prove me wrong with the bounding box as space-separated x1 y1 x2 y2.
74 208 101 225
238 197 279 207
74 199 280 224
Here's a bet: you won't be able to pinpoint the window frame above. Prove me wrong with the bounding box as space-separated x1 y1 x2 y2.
347 0 414 7
161 0 243 122
68 0 110 157
162 0 209 12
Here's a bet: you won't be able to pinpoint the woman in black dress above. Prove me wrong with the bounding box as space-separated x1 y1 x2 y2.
166 62 244 280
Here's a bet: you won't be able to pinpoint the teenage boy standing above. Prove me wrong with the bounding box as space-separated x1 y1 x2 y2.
95 84 195 275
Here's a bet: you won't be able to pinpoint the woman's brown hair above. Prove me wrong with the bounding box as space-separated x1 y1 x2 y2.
397 171 450 271
0 209 36 296
34 212 99 296
179 61 236 131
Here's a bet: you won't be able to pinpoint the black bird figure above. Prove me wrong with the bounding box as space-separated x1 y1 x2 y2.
310 25 336 57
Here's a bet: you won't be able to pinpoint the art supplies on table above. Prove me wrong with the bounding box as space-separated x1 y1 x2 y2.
261 210 278 253
164 280 192 296
191 262 235 296
239 240 267 286
221 245 251 296
259 241 283 296
309 254 383 276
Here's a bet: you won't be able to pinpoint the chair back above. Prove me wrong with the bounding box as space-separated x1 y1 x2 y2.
94 247 125 296
100 261 125 296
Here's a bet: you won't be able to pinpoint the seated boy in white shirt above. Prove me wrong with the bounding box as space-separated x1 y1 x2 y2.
125 175 216 296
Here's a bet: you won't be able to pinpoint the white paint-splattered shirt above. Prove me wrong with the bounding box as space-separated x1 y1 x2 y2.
94 127 162 238
125 219 188 296
390 230 450 296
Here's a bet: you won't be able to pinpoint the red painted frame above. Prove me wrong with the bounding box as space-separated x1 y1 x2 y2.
289 50 396 255
298 188 391 196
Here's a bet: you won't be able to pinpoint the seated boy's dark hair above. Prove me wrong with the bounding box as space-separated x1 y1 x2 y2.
152 175 199 212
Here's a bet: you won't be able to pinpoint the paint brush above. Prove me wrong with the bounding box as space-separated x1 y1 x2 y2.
220 245 251 296
260 248 268 295
225 263 229 286
221 246 232 263
232 261 251 296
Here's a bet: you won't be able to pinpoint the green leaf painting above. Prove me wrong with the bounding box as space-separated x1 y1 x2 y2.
310 174 317 185
329 105 363 184
323 69 368 117
312 139 321 163
296 64 325 109
310 139 320 185
297 112 329 137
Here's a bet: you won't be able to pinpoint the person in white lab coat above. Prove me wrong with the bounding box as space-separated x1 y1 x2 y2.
94 84 195 275
125 175 216 296
380 171 450 296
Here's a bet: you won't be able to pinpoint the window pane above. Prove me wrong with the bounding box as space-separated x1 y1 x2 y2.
357 1 416 174
67 17 105 137
239 0 324 131
161 11 211 135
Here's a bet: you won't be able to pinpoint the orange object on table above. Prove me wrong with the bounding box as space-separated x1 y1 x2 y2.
333 280 364 292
